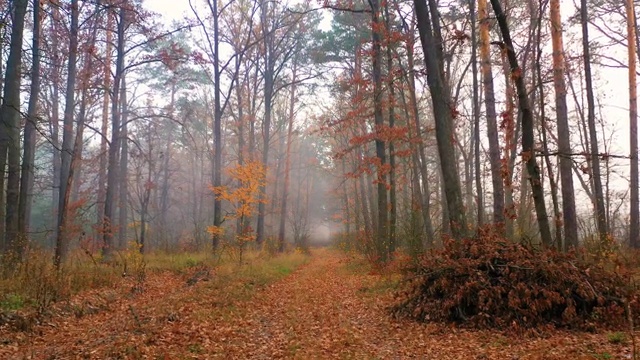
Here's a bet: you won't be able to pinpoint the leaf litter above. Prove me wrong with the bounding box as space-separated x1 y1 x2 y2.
0 249 634 359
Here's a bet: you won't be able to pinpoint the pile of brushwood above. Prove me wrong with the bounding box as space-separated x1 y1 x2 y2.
391 228 639 330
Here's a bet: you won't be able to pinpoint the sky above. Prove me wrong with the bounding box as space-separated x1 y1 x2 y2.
145 0 192 22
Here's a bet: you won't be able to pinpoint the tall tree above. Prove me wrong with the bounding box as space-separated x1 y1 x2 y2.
18 0 42 241
478 0 504 227
0 0 28 255
370 0 389 259
385 0 397 253
627 0 639 248
471 0 483 226
413 0 467 239
489 0 553 246
103 5 127 257
97 10 113 234
549 0 578 249
55 0 79 267
580 0 608 241
118 76 129 248
277 52 298 252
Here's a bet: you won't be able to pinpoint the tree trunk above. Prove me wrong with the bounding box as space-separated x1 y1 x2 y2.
405 34 434 245
0 0 27 255
256 0 274 245
489 0 553 246
103 6 126 257
536 29 562 247
54 0 79 267
212 0 223 250
550 0 578 249
479 0 505 226
471 0 483 227
414 0 467 239
118 76 128 248
18 0 41 243
97 11 113 237
628 0 639 248
579 0 608 242
369 0 389 261
385 0 397 254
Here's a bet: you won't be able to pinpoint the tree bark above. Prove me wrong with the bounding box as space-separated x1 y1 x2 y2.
97 10 113 237
256 0 274 245
118 76 128 248
414 0 467 239
385 0 397 254
55 0 79 267
489 0 553 246
471 0 483 227
103 6 126 257
18 0 41 243
0 0 27 254
580 0 608 242
550 0 579 249
627 0 639 248
211 0 223 250
278 55 298 252
405 34 434 245
478 0 505 226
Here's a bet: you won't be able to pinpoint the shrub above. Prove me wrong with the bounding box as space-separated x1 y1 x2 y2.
391 226 639 330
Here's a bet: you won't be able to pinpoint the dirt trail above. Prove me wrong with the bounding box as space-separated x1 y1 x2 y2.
0 249 631 359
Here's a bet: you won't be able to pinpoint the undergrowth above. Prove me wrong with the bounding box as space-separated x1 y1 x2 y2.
0 243 308 322
391 226 640 331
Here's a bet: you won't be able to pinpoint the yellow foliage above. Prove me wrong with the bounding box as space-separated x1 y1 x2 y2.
210 160 266 221
207 225 225 237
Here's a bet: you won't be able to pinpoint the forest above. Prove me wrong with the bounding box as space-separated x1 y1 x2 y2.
1 0 640 358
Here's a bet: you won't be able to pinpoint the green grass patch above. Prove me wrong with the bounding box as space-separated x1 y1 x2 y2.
607 332 627 344
0 293 25 310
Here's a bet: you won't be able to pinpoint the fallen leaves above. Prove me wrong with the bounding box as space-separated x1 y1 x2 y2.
0 249 635 359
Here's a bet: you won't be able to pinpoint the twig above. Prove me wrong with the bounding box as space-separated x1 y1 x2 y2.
128 305 142 329
625 298 637 360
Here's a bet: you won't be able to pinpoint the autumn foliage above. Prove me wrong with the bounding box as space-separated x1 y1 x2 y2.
392 227 639 330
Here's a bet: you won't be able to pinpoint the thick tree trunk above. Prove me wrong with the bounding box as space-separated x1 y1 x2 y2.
414 0 466 239
489 0 553 246
0 0 27 254
370 0 389 261
256 0 274 245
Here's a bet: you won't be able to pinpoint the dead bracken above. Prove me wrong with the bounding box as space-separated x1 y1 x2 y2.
391 227 639 330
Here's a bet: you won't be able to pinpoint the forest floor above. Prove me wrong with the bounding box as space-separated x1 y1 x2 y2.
0 248 635 359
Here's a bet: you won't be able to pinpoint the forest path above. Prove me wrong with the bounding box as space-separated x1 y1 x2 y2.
0 248 630 359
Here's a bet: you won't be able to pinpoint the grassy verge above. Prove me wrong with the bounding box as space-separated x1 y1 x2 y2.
0 246 309 315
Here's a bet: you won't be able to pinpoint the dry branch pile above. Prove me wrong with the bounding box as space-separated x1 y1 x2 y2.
392 228 639 330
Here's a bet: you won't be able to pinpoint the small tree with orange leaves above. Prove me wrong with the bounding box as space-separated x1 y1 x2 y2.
208 160 266 263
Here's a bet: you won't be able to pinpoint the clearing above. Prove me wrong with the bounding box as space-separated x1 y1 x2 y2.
0 249 633 359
